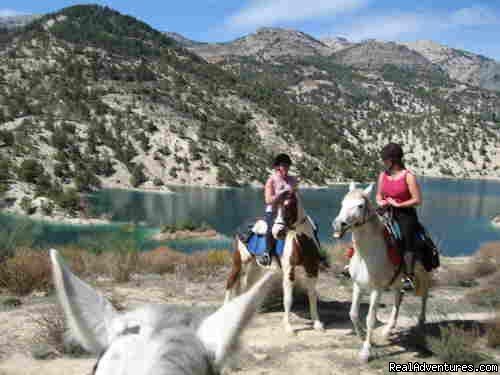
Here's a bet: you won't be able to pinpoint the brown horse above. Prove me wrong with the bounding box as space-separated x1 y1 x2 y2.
224 191 325 334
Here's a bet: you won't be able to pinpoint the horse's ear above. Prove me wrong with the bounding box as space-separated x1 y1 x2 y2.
50 249 117 354
197 272 277 367
349 182 356 191
363 183 374 197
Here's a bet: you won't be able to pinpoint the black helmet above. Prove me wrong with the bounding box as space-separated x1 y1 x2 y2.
272 153 292 167
381 143 403 161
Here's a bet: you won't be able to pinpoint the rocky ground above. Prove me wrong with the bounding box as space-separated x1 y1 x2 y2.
0 254 499 375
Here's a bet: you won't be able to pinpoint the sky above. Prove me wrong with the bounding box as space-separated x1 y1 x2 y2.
1 1 499 61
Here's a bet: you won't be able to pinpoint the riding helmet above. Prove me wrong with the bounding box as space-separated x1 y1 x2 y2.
272 153 292 167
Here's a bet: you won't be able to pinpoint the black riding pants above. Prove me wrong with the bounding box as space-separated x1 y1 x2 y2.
393 207 420 273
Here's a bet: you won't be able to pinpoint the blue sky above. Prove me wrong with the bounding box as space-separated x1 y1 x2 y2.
1 1 499 60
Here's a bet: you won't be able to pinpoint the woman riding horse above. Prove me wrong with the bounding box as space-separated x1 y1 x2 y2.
257 153 298 267
376 142 423 289
258 153 328 268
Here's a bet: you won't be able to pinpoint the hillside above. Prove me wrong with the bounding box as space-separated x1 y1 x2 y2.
403 40 500 92
0 5 375 218
187 29 500 181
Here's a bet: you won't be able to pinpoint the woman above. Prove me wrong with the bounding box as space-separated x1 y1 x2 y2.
257 153 298 266
376 143 422 288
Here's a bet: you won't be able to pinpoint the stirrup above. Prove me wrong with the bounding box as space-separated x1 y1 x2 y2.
402 275 415 291
257 253 272 267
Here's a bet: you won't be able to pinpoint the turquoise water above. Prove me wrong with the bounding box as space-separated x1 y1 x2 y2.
1 177 499 256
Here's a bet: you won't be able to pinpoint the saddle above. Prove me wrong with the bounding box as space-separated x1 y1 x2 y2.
375 207 440 271
237 219 285 257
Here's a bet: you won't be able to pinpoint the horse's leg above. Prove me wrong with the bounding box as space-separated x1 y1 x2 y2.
282 265 295 334
224 246 243 304
382 288 403 338
418 276 430 327
359 288 381 363
350 282 363 338
305 276 324 331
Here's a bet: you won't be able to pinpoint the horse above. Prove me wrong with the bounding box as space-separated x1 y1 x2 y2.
224 191 325 334
331 183 432 363
49 249 277 375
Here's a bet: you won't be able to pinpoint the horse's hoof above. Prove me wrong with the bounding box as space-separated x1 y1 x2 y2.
358 349 370 363
313 320 325 331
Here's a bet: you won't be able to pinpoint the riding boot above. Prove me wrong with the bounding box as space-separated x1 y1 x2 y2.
402 251 416 290
257 231 274 267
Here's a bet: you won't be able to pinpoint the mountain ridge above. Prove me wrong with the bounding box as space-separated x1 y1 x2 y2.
0 5 499 220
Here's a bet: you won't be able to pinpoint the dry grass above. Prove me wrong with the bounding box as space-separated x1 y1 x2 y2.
0 248 52 296
487 311 500 348
427 323 490 364
29 305 88 359
139 247 231 280
436 241 500 287
322 242 350 273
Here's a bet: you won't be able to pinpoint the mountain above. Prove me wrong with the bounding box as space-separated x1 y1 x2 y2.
0 5 369 218
334 40 439 73
186 28 500 181
0 14 40 29
191 27 332 62
164 32 204 47
320 36 354 53
403 40 500 92
0 6 499 219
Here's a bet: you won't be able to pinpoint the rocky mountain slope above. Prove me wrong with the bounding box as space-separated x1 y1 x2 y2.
0 5 369 218
185 28 500 181
403 40 500 92
0 15 41 30
0 6 499 219
192 27 332 62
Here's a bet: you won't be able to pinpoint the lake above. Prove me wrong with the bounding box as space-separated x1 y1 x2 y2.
1 177 499 256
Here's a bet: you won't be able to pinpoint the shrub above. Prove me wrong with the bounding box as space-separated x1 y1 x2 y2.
130 163 146 187
20 197 36 215
427 323 489 364
0 248 52 296
56 188 80 214
18 159 44 183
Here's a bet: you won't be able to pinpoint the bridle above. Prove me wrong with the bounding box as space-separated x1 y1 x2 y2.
274 193 307 232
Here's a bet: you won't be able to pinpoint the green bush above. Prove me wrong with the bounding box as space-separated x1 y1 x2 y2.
20 197 36 215
18 159 44 183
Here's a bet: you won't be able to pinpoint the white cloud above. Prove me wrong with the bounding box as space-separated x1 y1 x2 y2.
225 0 369 31
0 9 25 18
450 6 499 26
337 6 500 42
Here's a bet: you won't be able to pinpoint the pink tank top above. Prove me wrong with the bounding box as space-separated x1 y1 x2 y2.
265 173 298 212
380 170 412 203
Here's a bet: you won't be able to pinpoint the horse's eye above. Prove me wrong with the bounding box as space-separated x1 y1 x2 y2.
358 204 364 208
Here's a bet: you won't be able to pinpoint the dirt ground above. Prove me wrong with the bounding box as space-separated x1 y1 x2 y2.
0 260 498 375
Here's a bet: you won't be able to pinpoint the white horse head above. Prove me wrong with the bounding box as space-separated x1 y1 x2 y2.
49 249 276 375
332 183 374 238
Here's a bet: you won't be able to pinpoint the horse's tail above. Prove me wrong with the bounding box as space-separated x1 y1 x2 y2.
225 235 242 290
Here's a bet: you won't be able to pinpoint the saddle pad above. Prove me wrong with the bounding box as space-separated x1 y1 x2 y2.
246 234 285 257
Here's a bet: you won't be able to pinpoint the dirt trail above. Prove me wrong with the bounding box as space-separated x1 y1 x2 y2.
0 267 497 375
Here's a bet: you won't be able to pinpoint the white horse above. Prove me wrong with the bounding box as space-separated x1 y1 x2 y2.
332 183 431 362
224 191 324 334
49 249 277 375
